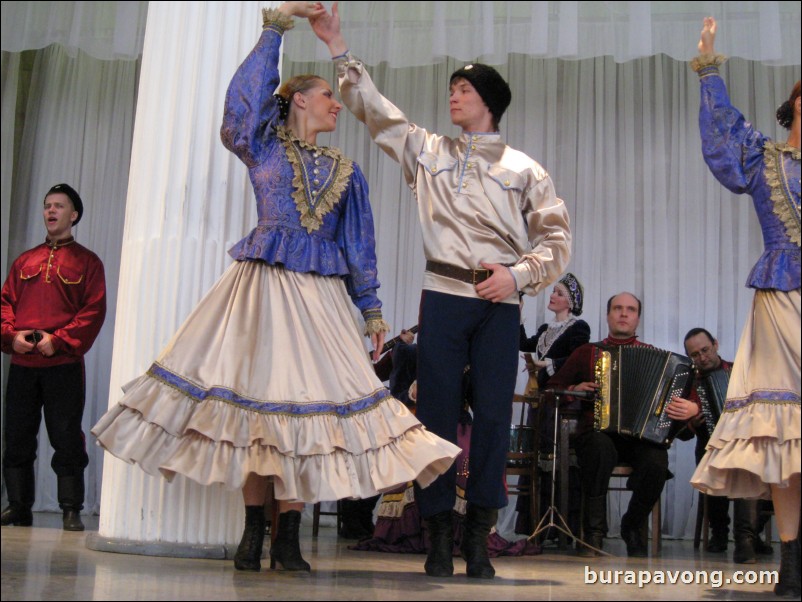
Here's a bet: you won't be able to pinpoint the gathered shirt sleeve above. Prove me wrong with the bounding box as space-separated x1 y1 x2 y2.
335 54 427 186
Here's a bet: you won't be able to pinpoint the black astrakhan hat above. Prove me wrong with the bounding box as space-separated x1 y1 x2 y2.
449 63 512 127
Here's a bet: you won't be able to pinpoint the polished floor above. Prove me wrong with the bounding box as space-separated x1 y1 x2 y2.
1 512 784 601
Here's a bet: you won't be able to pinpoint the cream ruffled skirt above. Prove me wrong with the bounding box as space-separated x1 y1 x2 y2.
691 289 801 499
91 261 460 503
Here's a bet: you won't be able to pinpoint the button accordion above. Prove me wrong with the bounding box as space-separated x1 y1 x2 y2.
593 345 694 446
694 367 730 438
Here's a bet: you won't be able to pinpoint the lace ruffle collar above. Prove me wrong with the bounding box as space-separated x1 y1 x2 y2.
763 140 801 248
277 126 354 233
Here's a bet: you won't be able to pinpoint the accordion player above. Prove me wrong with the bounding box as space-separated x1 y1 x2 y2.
592 345 694 446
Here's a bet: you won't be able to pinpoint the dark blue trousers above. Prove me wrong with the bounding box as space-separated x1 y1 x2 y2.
414 290 520 518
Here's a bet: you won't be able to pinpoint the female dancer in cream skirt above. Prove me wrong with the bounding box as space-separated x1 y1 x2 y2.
689 17 800 598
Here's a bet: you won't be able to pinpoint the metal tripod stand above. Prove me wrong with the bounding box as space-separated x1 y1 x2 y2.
527 392 609 556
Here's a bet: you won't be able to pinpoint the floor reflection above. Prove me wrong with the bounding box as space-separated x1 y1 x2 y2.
1 512 781 601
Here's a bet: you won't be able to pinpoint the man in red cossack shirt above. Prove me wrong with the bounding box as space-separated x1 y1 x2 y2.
1 183 106 531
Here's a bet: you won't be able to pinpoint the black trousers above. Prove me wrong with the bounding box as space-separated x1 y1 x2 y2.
574 431 668 512
3 362 89 477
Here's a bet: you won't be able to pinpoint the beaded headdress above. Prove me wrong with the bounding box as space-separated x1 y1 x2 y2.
557 272 584 316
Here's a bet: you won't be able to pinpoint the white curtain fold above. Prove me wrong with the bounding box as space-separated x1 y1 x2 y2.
284 1 802 67
3 3 800 67
0 1 148 60
96 0 272 546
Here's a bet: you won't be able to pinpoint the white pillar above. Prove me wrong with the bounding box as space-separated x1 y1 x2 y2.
87 0 280 557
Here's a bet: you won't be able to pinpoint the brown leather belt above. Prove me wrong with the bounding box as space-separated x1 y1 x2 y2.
425 260 491 285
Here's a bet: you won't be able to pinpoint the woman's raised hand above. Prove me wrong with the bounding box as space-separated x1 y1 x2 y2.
698 16 717 55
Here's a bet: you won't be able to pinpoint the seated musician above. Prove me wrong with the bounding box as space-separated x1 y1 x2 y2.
545 292 670 557
665 328 773 563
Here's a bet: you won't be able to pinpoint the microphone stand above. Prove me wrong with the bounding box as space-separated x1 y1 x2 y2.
528 391 610 556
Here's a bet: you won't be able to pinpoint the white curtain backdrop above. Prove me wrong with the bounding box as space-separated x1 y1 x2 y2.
1 1 799 542
0 0 147 60
284 1 801 67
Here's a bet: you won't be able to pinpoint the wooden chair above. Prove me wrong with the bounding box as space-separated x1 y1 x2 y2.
693 491 709 549
505 393 540 536
312 501 342 537
608 463 662 556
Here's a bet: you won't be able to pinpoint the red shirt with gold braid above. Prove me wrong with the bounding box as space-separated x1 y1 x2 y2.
546 335 651 437
1 237 106 367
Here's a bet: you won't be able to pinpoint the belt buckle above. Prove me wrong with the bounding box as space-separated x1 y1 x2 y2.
472 269 490 285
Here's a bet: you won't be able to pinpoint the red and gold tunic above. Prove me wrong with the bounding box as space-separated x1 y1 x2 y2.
1 237 106 367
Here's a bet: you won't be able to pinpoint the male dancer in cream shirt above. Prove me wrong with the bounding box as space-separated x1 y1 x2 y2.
311 3 571 580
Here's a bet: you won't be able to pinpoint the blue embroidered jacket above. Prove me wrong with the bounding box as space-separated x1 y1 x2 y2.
698 67 801 291
220 26 383 316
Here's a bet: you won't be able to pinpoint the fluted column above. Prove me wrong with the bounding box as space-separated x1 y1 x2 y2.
87 0 279 557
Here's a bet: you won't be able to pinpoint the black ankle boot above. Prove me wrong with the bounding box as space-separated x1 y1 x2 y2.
270 510 310 571
620 508 649 558
0 505 33 527
755 534 774 556
461 504 497 579
707 531 729 553
234 505 267 571
62 509 85 531
1 467 35 526
424 510 454 577
57 476 86 531
578 495 607 557
775 539 801 598
338 497 377 540
732 498 757 563
733 533 756 564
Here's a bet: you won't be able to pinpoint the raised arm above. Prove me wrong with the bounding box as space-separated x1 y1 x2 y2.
220 2 326 167
691 17 767 195
310 2 429 186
